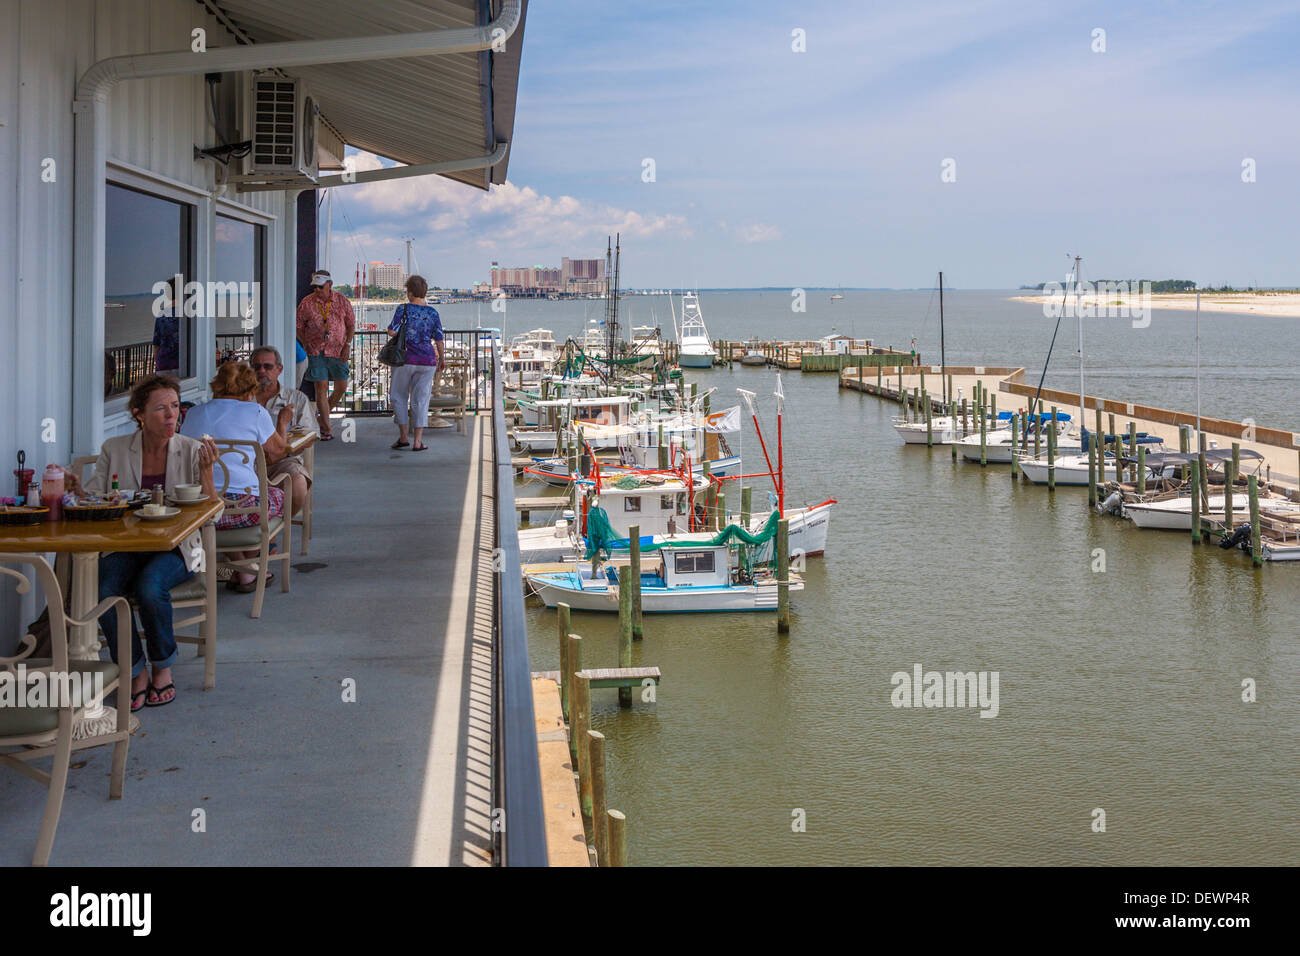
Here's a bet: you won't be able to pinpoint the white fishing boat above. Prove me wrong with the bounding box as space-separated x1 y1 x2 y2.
955 414 1078 463
525 540 802 613
674 292 717 368
1126 495 1300 531
1017 440 1164 485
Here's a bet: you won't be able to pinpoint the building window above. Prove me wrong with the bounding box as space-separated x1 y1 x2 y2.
624 496 641 512
213 213 267 360
104 183 194 396
673 551 715 574
660 495 675 511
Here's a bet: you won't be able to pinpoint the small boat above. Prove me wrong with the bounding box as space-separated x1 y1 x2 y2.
955 413 1078 463
740 339 766 366
525 536 802 613
674 292 717 368
1126 494 1299 531
1017 434 1165 485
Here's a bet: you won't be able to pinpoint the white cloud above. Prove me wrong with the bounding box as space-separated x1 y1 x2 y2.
734 223 782 243
339 152 691 245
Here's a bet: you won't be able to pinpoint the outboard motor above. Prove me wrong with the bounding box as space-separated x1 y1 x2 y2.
1097 491 1124 515
1220 523 1252 551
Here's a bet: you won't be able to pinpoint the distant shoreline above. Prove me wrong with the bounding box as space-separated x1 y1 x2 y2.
1008 291 1300 318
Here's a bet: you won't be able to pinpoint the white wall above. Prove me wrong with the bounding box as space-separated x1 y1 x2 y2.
0 0 297 641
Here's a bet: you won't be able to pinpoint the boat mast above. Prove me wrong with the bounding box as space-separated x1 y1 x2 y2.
1075 255 1084 431
1195 289 1201 446
939 271 947 405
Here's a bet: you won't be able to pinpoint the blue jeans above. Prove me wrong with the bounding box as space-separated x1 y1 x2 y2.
98 550 193 678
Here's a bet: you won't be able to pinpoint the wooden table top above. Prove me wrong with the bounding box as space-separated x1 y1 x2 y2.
286 429 320 457
0 498 222 553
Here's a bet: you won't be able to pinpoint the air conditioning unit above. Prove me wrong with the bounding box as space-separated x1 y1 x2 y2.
249 73 318 182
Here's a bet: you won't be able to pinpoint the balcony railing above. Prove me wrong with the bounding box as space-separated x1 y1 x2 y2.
490 339 548 866
108 328 498 413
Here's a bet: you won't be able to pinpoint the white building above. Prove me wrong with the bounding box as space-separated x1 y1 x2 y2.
369 261 405 290
0 0 528 634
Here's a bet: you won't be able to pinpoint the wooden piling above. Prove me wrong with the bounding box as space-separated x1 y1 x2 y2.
607 809 627 867
1047 406 1057 490
588 730 608 864
574 673 593 821
1190 459 1202 544
1248 475 1262 566
628 523 643 642
741 485 752 528
558 603 571 721
566 633 582 762
657 424 667 470
1137 444 1146 495
617 574 633 707
1087 436 1097 506
1010 414 1019 481
979 398 987 466
925 391 933 446
777 517 790 634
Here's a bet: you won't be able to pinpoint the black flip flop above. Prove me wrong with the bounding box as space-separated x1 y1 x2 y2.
412 444 428 451
130 688 148 713
392 440 410 449
144 683 175 707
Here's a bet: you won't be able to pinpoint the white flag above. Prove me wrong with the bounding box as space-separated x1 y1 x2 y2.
704 406 741 433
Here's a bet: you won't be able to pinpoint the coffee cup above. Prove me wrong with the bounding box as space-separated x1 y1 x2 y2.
174 483 202 501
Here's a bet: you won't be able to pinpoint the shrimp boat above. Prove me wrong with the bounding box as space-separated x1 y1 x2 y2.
674 292 717 368
524 511 803 613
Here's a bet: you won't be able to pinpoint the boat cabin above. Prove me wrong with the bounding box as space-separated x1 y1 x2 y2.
660 545 730 588
590 480 691 536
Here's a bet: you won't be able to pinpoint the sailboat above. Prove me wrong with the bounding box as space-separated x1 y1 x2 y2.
893 271 960 443
674 292 718 367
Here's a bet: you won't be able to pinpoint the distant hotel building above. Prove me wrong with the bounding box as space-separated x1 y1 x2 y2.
369 261 405 289
490 257 607 295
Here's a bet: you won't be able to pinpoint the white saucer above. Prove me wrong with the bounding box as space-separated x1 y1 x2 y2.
166 494 210 507
135 506 180 520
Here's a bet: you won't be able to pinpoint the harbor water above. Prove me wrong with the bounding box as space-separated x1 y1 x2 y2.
474 290 1299 865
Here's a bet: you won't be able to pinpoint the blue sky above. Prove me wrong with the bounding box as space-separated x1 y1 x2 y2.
326 0 1300 290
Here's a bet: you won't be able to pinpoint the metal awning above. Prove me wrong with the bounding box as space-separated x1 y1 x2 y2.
199 0 528 190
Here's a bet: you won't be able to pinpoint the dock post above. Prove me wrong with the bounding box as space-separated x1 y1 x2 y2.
979 397 987 466
1248 475 1262 566
877 364 882 391
1010 413 1019 481
607 809 627 867
567 634 583 762
1190 460 1202 543
575 673 593 822
947 374 954 413
1127 421 1137 459
1198 433 1210 509
588 730 608 864
961 398 969 438
657 424 667 470
717 491 727 533
629 523 643 643
1227 442 1240 529
1178 425 1189 483
1047 406 1057 490
1094 408 1103 449
776 517 790 634
925 391 933 446
1137 444 1146 495
1108 413 1116 439
558 604 572 721
1087 436 1096 504
741 485 753 528
991 392 997 420
617 574 633 707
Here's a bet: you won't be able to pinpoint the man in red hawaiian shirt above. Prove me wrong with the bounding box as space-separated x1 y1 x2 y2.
295 270 355 440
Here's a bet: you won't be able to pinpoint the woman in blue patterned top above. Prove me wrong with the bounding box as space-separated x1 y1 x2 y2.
387 274 445 451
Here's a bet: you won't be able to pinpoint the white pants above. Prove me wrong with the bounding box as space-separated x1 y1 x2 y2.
390 364 436 427
295 357 308 389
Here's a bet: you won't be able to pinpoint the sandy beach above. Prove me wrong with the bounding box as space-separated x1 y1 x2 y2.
1009 291 1300 318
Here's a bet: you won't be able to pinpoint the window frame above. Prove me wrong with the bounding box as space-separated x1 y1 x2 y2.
623 496 641 512
673 551 715 575
213 203 271 353
103 161 208 422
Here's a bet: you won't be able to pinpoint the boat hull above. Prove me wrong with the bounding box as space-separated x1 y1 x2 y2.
1017 457 1139 486
678 351 716 368
526 571 801 612
1124 495 1287 531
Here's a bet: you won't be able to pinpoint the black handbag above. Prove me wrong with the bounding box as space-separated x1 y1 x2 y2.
377 305 409 367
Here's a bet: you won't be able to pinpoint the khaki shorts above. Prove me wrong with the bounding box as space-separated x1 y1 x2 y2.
268 456 312 487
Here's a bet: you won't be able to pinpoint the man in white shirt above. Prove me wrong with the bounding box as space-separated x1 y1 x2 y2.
251 346 312 515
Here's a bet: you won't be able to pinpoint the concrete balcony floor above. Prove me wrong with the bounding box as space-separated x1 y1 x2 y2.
0 414 496 866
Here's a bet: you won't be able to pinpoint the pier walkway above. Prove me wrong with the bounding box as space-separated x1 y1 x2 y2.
0 416 499 866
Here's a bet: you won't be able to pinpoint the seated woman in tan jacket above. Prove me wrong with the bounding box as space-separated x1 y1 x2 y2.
67 375 219 711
